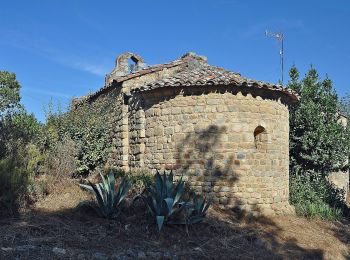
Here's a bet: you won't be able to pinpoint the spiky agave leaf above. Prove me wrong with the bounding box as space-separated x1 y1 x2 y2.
139 170 188 231
79 173 131 218
185 195 211 225
156 216 165 232
79 183 95 194
100 172 108 191
96 183 107 206
165 170 174 197
88 181 108 217
107 171 115 209
173 176 184 205
115 177 131 207
155 170 163 195
143 195 156 215
163 198 175 215
202 198 211 214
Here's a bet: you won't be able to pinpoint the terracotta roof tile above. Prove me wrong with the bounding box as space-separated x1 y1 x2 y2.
131 62 299 102
86 53 299 102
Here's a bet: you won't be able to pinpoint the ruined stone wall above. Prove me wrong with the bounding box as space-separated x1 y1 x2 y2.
127 86 292 215
128 95 146 168
104 88 128 169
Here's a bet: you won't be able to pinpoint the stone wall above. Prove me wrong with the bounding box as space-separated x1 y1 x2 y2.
85 61 295 214
328 171 349 197
101 87 128 169
87 77 347 212
125 86 293 215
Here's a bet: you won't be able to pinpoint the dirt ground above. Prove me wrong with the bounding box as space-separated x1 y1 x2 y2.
0 180 349 260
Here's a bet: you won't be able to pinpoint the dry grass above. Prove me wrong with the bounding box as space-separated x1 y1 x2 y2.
0 180 349 259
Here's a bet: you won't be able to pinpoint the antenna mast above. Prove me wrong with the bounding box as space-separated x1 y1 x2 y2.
265 30 284 85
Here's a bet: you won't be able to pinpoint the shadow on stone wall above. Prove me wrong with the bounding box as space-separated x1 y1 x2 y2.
175 124 248 213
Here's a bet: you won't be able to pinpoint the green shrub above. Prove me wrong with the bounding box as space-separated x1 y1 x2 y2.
80 171 131 218
288 66 350 221
0 159 30 216
109 168 153 193
288 66 350 177
290 174 346 220
0 71 48 213
42 101 113 176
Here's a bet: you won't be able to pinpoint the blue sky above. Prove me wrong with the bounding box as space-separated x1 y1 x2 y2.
1 0 349 121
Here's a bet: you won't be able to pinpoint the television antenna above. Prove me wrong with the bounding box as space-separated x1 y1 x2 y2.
265 30 284 85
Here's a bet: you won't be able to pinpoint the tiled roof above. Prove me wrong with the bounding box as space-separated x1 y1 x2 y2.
87 53 299 102
131 62 299 102
88 59 184 99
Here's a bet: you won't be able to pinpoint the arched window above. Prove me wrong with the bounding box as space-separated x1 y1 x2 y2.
128 56 139 73
254 126 267 149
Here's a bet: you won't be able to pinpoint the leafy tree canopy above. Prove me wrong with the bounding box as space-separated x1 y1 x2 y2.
0 71 21 117
288 65 350 178
0 71 40 159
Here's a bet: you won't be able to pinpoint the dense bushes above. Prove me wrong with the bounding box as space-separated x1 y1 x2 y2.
288 66 350 219
0 159 29 215
290 175 344 220
42 101 112 176
0 68 114 215
0 71 41 215
45 137 77 179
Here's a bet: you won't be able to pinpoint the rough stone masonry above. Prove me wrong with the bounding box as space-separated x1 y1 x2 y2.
75 52 301 215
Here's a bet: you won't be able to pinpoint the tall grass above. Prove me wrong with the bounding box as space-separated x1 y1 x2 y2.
290 174 346 221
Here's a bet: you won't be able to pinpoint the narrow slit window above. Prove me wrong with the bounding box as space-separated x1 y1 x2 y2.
254 126 267 149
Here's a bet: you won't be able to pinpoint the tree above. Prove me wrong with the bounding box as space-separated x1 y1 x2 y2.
288 65 350 178
0 71 21 117
0 71 40 159
0 71 22 158
288 65 350 219
340 94 350 119
0 71 41 215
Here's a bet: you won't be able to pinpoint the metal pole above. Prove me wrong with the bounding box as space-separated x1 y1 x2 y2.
281 35 284 85
265 30 284 85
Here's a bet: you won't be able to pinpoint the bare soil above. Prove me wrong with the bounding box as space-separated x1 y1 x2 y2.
0 180 349 259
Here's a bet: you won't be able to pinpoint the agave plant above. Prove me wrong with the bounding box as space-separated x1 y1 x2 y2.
80 171 131 218
168 195 211 226
184 195 211 224
139 170 185 231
